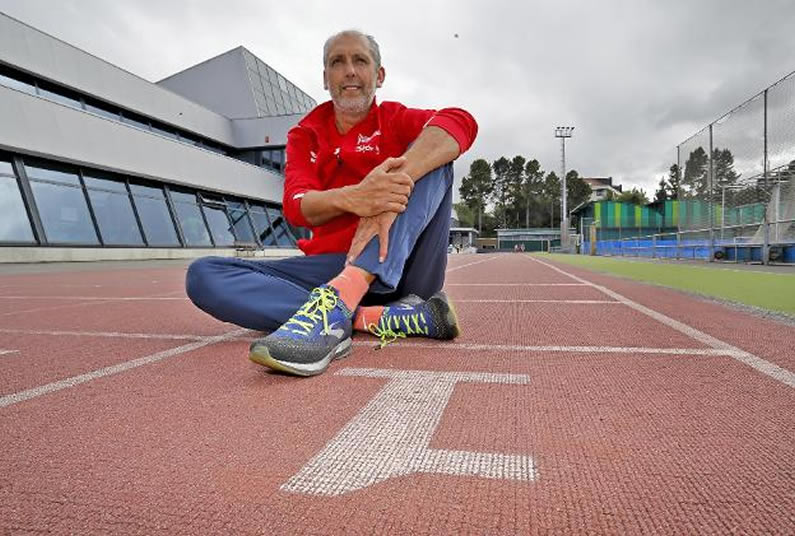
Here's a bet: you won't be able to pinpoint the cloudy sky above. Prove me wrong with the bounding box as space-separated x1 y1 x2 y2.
2 0 794 198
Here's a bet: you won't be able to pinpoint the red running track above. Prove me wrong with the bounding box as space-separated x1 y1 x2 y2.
0 254 793 535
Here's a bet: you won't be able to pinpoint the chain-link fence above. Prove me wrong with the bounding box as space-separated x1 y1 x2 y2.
585 70 795 264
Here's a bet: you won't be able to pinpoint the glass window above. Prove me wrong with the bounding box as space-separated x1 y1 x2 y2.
249 207 276 246
85 100 120 121
87 188 144 245
265 206 296 246
0 176 35 243
152 123 179 140
121 112 151 131
172 196 211 246
24 161 81 186
203 206 235 246
170 191 197 204
0 71 35 94
227 201 256 243
37 85 81 109
0 157 14 176
130 183 164 198
30 181 99 244
131 194 180 246
83 172 128 193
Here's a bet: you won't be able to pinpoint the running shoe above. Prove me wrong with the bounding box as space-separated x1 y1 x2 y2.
249 285 353 376
367 291 460 348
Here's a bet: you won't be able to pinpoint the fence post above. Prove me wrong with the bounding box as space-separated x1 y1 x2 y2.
762 88 769 264
676 231 681 259
708 123 715 262
652 234 657 258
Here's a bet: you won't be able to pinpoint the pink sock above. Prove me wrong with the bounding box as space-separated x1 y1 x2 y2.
353 306 385 332
328 267 370 312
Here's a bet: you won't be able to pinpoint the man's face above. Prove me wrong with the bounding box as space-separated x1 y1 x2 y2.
324 34 385 114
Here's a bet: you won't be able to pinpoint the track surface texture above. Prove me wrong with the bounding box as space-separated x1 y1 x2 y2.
1 254 793 535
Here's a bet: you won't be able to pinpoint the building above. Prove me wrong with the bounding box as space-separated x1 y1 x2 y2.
582 177 622 201
0 12 316 262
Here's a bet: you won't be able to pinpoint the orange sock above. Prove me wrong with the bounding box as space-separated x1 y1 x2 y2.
353 306 385 332
328 267 371 312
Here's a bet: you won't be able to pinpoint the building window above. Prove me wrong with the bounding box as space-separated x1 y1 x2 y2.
83 172 145 246
170 190 212 246
24 160 99 245
199 194 236 247
264 205 296 247
0 157 35 243
226 200 257 244
129 183 181 246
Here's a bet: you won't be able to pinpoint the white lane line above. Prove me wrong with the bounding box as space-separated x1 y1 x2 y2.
0 296 187 301
445 256 499 273
0 299 118 317
446 283 588 287
456 299 618 304
352 340 737 356
0 328 248 409
0 327 727 357
0 327 212 341
527 256 795 388
0 350 19 356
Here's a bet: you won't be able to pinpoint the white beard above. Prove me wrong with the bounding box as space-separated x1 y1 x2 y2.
331 83 376 114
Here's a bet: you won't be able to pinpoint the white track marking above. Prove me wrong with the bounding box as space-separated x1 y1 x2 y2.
445 283 587 287
445 256 499 273
282 368 535 496
0 299 117 317
0 296 187 301
351 340 740 356
0 327 733 357
456 299 618 304
0 350 19 356
0 327 211 341
528 256 795 388
0 329 248 409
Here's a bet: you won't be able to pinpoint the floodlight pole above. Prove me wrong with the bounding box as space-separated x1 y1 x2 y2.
554 126 574 249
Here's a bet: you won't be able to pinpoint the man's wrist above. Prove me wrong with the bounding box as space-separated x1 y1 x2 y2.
334 185 354 214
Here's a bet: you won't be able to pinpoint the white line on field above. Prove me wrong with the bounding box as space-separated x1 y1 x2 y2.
445 283 588 287
0 327 212 341
0 350 19 356
0 296 187 301
456 299 618 304
445 256 499 273
0 328 248 409
0 299 118 317
527 256 795 388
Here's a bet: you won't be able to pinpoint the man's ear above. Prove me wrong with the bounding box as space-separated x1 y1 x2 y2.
376 66 385 88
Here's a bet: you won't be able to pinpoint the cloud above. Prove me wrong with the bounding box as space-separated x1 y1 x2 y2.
1 0 794 198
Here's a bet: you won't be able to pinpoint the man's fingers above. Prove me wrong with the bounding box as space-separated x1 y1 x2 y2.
378 225 390 263
378 156 406 171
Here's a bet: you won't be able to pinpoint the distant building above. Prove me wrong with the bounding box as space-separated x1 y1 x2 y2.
582 177 622 201
0 12 316 262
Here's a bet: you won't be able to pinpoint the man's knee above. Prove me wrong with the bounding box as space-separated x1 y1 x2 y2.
185 256 224 308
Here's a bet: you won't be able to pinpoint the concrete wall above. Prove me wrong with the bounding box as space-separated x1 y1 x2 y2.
0 85 284 202
0 12 236 145
232 113 306 148
157 49 259 120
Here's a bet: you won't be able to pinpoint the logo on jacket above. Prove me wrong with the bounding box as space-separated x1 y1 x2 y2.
356 129 381 154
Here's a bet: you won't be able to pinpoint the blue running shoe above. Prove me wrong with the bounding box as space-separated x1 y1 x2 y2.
367 291 460 348
249 285 353 376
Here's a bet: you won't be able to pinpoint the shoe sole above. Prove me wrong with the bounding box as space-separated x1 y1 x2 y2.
429 291 461 340
248 337 352 377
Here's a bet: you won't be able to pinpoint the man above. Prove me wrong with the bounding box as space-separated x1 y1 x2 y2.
186 30 478 376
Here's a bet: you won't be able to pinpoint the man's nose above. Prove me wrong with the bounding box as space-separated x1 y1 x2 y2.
343 60 356 76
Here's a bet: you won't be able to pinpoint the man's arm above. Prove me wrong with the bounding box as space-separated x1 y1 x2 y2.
299 157 413 226
393 125 461 182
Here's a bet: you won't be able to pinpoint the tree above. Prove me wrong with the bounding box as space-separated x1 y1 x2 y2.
492 157 511 228
667 164 680 200
654 176 668 203
682 147 709 197
565 170 591 213
506 155 526 227
459 159 493 233
523 159 544 228
452 202 475 228
617 187 649 205
542 171 560 228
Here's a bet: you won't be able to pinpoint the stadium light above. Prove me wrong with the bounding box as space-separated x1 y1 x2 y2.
554 126 574 249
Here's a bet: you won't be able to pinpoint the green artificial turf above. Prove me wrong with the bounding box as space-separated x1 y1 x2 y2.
536 253 795 316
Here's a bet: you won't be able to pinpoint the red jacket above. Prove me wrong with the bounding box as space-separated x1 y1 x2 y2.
283 100 478 255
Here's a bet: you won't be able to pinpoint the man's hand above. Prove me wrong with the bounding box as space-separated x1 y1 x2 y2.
347 211 399 264
342 157 413 217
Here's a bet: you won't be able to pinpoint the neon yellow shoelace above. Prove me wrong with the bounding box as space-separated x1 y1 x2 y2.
368 311 428 349
282 287 339 337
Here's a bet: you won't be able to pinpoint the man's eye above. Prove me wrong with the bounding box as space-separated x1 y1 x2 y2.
331 58 341 66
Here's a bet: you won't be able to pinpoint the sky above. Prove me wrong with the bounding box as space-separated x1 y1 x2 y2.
2 0 794 200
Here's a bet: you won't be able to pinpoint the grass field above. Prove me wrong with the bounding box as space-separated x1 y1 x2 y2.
539 253 795 316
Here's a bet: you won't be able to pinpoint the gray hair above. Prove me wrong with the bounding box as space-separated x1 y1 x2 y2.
323 30 381 69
